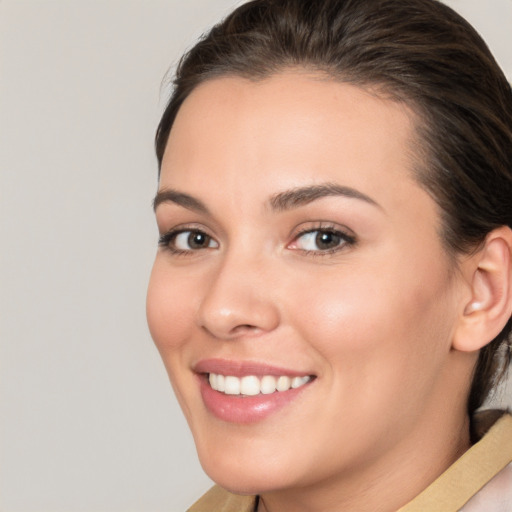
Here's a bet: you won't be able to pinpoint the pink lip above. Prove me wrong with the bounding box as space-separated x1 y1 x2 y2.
194 358 311 378
194 359 315 424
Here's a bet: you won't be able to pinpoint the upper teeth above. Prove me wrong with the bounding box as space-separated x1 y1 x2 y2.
208 373 311 396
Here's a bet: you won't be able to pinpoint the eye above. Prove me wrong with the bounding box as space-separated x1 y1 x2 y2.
159 229 219 253
174 231 216 250
289 227 355 253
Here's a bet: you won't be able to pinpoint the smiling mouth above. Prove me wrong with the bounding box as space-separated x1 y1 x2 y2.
197 362 316 422
207 373 313 396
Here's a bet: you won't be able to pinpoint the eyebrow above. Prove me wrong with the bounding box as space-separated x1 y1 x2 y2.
153 189 209 214
153 182 381 214
268 183 381 212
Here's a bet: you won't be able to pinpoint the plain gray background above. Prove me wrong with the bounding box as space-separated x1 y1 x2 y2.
0 1 511 511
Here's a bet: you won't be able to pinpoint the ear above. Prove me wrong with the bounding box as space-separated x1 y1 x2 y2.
452 226 512 352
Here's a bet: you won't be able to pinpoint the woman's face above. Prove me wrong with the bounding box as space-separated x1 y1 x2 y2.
147 73 468 495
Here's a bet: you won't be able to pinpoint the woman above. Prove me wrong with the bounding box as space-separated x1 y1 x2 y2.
146 0 512 510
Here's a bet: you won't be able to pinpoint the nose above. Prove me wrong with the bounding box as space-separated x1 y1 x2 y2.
197 253 281 340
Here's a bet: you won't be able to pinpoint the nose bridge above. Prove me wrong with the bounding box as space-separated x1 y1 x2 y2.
197 243 280 339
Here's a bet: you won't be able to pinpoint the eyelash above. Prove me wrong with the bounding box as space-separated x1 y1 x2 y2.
158 224 356 256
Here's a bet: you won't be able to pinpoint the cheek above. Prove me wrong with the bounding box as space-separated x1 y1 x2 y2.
290 265 409 351
289 257 455 394
147 259 203 423
146 259 196 356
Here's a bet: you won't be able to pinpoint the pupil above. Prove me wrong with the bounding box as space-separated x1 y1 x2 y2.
316 231 339 249
189 232 207 248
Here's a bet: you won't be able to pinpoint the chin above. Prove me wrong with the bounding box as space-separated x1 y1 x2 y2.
204 469 281 496
197 443 296 495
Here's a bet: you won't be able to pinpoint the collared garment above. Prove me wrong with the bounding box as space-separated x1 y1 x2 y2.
188 412 512 512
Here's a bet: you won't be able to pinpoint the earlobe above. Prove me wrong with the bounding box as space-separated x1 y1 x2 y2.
452 226 512 353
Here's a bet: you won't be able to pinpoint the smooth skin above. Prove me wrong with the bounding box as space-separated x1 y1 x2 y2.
147 71 512 512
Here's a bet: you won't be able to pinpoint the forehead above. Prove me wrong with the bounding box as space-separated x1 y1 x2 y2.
171 71 416 134
160 72 423 213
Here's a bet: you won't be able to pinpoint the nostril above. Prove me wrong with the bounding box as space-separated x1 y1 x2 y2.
231 324 260 335
201 322 262 340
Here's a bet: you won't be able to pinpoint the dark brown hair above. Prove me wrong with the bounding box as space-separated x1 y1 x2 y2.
155 0 512 414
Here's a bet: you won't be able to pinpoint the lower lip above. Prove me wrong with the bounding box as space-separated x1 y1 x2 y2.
199 375 312 424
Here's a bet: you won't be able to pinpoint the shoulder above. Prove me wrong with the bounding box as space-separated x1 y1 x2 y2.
460 411 512 511
460 462 512 512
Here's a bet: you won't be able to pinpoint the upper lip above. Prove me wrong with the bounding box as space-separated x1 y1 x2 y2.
194 358 314 378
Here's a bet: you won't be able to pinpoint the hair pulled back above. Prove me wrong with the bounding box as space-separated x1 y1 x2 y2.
155 0 512 414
